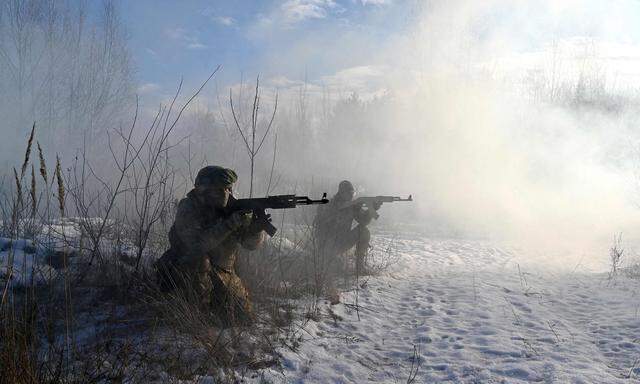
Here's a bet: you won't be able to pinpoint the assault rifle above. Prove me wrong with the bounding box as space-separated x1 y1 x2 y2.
227 193 329 236
339 195 413 219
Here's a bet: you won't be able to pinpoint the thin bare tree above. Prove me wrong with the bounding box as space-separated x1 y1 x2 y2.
229 76 278 197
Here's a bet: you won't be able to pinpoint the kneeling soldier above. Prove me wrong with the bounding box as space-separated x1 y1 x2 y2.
156 166 265 325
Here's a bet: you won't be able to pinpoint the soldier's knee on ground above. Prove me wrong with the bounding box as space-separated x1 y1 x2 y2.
209 269 255 326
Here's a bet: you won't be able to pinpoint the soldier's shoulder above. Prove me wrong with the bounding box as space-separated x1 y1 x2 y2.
177 192 199 213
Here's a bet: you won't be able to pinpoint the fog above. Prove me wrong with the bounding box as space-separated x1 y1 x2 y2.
3 0 640 267
259 0 640 262
0 0 134 169
386 1 634 266
383 0 640 257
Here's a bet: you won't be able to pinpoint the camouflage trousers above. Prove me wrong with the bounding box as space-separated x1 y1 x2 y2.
156 250 254 326
206 266 255 326
319 224 371 273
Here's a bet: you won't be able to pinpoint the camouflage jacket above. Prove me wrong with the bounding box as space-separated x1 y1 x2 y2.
166 190 264 272
314 196 372 241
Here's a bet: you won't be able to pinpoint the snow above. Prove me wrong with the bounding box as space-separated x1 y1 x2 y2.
251 233 640 383
0 237 58 285
0 218 127 287
3 222 640 382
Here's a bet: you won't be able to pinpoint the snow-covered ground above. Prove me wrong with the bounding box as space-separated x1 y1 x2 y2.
254 233 640 383
4 226 640 383
0 218 145 286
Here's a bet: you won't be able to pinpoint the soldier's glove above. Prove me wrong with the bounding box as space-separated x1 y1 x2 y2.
372 201 383 210
246 213 271 234
226 210 253 231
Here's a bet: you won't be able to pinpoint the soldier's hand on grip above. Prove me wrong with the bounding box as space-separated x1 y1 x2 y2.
226 210 253 230
247 213 271 234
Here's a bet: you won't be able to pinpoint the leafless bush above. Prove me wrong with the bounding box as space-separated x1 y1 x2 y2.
523 40 637 114
61 68 219 279
608 233 624 284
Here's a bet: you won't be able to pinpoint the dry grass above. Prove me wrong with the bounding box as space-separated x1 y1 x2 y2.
54 155 64 218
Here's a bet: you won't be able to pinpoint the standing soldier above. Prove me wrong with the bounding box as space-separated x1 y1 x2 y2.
156 166 265 326
314 180 381 274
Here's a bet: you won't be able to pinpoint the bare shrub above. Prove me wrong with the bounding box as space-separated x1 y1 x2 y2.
608 233 624 284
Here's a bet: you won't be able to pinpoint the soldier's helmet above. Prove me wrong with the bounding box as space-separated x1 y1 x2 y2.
338 180 354 193
195 166 238 187
337 180 355 200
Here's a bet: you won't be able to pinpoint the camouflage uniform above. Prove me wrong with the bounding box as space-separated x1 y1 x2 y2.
156 166 265 326
314 181 376 273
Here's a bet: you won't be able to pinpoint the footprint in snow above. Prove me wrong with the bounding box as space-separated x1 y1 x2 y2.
445 309 458 316
477 328 497 336
417 308 437 317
